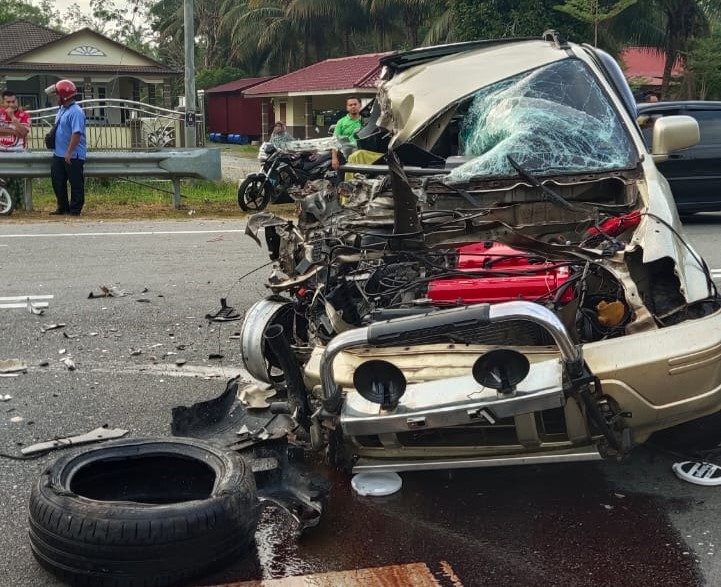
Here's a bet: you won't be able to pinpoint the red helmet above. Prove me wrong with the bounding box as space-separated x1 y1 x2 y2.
49 80 77 100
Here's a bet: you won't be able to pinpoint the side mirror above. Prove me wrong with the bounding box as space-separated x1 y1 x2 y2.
314 126 320 134
651 115 699 163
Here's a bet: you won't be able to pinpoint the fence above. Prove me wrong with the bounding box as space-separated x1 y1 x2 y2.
26 98 206 151
5 98 217 210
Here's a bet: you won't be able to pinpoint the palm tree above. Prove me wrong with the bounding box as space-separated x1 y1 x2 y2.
362 0 446 48
606 0 719 98
286 0 368 55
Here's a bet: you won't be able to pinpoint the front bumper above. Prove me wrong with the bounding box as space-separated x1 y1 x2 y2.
304 304 721 470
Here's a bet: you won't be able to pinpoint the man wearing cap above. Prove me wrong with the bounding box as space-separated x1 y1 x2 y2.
45 80 87 216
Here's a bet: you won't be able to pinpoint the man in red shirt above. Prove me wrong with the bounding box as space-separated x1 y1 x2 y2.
0 90 30 151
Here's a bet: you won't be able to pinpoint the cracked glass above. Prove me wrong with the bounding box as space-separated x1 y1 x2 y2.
446 59 638 184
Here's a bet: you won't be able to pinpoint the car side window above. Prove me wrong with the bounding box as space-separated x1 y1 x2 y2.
637 108 683 146
688 110 721 146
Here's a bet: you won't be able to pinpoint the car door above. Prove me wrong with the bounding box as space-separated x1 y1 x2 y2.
639 105 698 212
678 108 721 212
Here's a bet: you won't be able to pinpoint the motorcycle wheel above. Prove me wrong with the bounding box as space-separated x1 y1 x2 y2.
0 185 13 216
237 176 272 212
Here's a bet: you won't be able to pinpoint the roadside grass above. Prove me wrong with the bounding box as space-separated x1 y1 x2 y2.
215 143 259 158
6 176 296 221
9 177 243 220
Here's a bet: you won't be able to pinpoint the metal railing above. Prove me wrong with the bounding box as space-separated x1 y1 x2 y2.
27 98 206 151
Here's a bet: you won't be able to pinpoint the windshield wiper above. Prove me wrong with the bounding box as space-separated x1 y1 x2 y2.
507 155 588 214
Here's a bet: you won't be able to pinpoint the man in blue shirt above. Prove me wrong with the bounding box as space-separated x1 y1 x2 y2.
45 80 87 216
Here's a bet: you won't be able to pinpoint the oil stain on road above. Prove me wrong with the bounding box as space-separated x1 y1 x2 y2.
198 461 700 587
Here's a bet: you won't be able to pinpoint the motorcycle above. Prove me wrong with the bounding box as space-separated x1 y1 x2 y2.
237 138 350 212
0 179 13 215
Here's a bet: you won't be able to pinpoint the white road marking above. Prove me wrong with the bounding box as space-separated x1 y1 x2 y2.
0 302 49 309
0 295 54 301
0 229 246 238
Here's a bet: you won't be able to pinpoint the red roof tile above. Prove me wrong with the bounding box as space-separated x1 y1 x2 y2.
620 47 684 85
245 52 391 96
0 21 64 62
205 76 276 94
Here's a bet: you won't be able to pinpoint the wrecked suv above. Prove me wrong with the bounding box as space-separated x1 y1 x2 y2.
240 32 721 474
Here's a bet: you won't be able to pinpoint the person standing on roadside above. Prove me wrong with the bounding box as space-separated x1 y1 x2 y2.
331 96 363 170
0 91 31 208
45 80 86 216
0 90 30 152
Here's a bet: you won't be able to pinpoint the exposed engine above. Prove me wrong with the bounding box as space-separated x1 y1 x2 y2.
245 170 661 351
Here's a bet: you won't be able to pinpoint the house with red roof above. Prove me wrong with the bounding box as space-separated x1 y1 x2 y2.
619 47 684 97
243 52 389 140
205 76 276 139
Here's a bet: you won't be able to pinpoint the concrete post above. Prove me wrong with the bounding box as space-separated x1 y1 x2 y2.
184 0 197 149
304 96 313 139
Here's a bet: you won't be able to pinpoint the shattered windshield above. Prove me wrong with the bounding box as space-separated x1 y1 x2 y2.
446 59 638 184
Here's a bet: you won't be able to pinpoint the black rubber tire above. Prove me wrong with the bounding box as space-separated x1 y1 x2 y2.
28 437 258 587
0 185 13 216
238 175 272 212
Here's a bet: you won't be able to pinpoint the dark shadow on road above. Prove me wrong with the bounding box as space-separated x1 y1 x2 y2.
680 212 721 225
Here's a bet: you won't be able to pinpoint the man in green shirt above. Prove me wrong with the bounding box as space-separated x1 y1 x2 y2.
331 96 363 170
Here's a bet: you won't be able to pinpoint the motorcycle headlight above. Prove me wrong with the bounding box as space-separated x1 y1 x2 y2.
353 360 407 409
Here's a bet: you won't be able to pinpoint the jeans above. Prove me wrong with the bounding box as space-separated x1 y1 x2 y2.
51 156 85 214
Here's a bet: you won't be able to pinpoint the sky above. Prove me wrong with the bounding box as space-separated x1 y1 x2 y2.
51 0 134 18
53 0 93 13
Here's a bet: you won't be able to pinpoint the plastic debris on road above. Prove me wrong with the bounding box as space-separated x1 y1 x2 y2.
351 472 403 496
673 461 721 486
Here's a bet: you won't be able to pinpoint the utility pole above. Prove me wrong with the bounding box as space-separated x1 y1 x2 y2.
183 0 197 148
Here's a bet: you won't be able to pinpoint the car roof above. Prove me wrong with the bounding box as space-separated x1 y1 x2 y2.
637 100 721 113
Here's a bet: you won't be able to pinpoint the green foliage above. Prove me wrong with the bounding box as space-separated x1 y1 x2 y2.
196 67 247 90
450 0 589 41
685 29 721 99
0 0 53 26
554 0 637 26
57 0 156 54
554 0 637 45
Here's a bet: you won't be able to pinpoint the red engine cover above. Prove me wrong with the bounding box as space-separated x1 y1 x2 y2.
427 242 573 304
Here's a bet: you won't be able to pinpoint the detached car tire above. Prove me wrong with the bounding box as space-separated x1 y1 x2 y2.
28 437 258 587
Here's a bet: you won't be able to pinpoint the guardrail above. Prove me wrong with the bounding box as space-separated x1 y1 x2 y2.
0 149 221 210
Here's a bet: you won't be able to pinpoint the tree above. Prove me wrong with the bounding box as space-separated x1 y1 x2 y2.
684 28 721 99
196 66 247 90
450 0 587 41
554 0 637 46
0 0 56 26
58 0 156 52
362 0 444 48
655 0 711 97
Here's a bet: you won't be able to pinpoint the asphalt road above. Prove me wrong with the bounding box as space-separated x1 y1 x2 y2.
2 216 721 587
